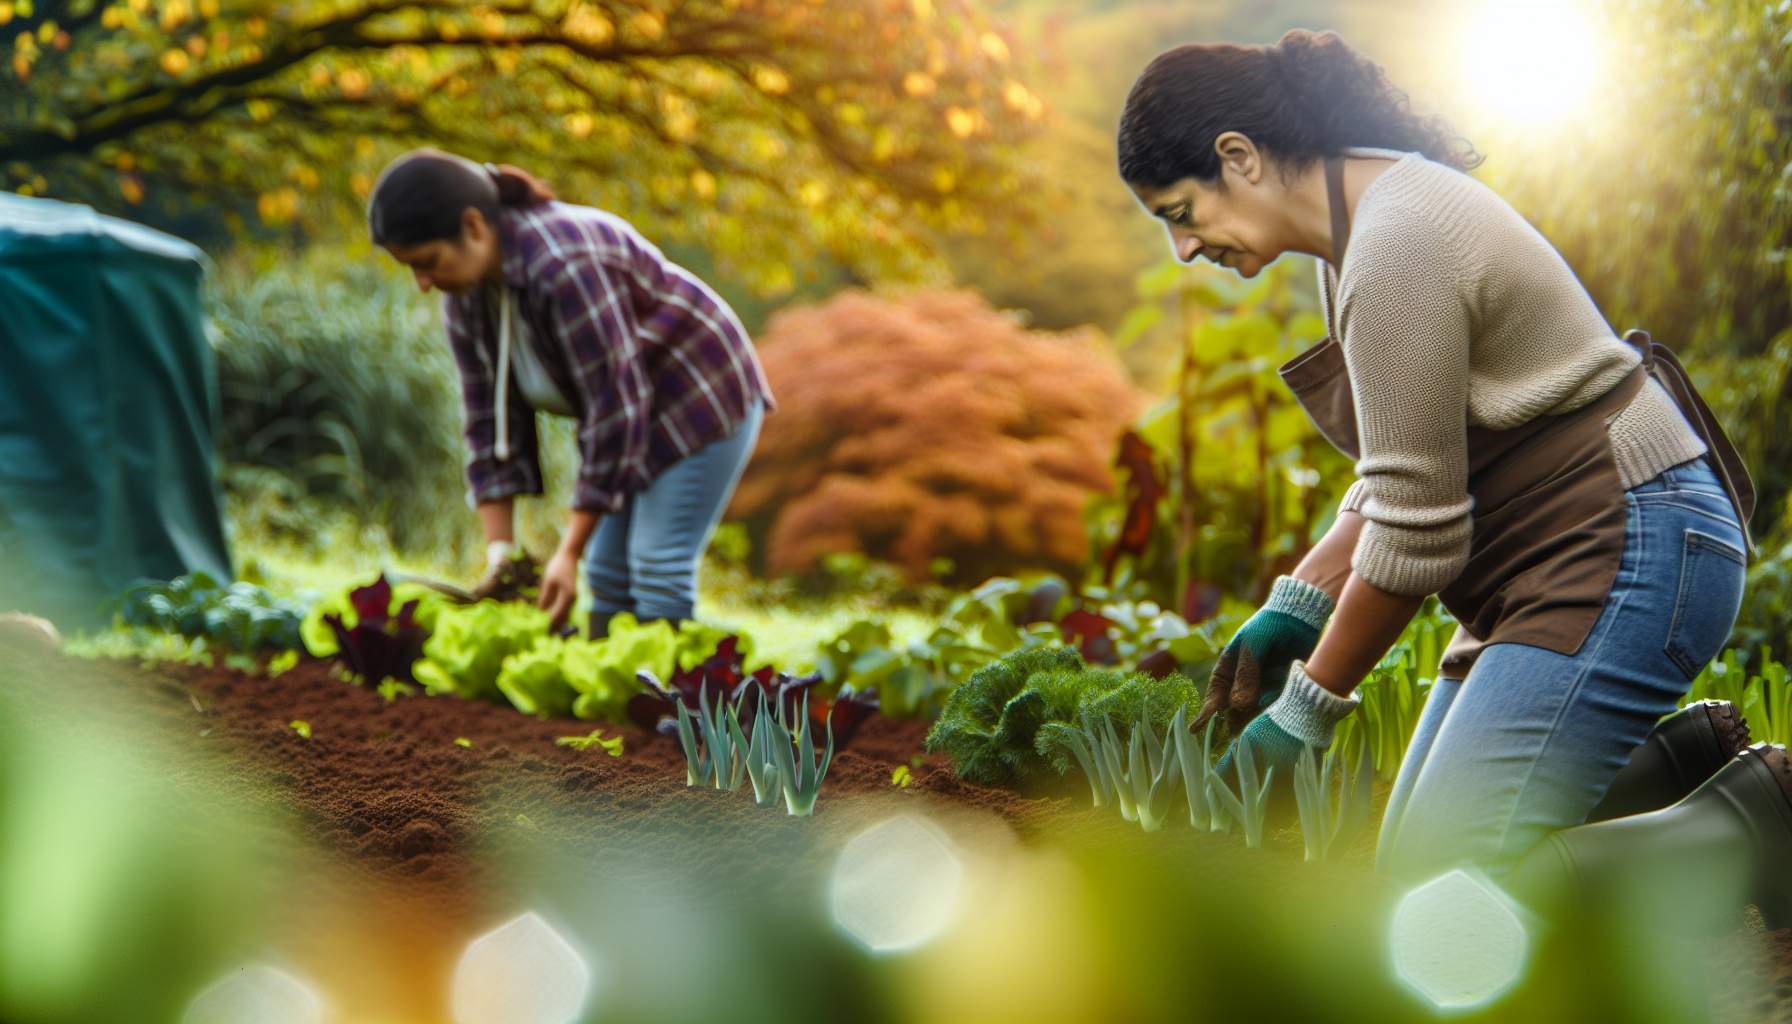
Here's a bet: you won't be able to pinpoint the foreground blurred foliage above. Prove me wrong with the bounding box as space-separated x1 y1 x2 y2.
1 0 1046 293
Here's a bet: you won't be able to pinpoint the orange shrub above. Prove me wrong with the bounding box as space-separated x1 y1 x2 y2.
729 290 1146 583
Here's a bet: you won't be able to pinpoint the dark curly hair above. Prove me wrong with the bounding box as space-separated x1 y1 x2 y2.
1117 29 1482 189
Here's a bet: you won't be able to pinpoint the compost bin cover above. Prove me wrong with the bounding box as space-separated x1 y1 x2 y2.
0 192 231 628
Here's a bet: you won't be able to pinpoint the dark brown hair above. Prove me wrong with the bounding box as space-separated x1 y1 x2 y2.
1117 29 1482 189
366 148 556 247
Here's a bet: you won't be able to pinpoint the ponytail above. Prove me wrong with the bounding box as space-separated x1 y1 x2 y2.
368 148 555 247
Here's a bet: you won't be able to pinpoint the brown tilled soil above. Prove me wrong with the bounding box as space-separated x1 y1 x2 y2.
5 632 1790 1023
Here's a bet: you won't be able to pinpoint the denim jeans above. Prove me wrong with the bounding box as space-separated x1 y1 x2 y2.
1375 452 1749 884
581 397 764 623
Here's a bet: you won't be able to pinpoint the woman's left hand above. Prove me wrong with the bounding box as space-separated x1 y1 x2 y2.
538 546 580 630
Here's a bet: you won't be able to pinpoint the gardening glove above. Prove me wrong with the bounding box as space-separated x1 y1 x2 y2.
1197 575 1335 734
471 539 518 601
1215 659 1359 781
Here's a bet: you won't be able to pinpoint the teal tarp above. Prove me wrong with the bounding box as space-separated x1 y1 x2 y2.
0 193 231 628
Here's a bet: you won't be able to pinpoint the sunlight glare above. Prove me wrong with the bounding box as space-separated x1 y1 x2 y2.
1460 2 1601 128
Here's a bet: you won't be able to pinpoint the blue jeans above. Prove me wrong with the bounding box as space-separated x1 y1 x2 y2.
581 398 763 623
1375 452 1749 884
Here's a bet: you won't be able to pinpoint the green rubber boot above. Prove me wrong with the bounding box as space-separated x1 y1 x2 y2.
1507 743 1792 932
1586 700 1752 823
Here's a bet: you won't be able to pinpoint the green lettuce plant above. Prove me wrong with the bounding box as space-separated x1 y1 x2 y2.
411 601 550 701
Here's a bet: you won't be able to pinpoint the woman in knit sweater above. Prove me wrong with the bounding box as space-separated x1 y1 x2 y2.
1116 29 1788 916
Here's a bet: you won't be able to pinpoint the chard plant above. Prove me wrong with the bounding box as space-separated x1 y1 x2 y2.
1292 739 1373 863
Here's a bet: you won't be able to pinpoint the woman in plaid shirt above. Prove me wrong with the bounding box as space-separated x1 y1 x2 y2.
367 149 774 637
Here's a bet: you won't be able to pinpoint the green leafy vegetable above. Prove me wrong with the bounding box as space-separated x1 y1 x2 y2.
555 730 624 756
411 602 550 700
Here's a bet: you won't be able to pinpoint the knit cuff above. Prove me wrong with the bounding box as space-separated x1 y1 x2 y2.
1263 575 1336 632
1337 479 1371 515
1265 660 1360 748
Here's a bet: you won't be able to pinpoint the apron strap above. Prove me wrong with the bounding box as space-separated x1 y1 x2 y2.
1622 328 1758 557
1325 156 1349 267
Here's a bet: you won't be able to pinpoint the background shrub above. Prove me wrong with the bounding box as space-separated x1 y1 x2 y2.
728 290 1146 585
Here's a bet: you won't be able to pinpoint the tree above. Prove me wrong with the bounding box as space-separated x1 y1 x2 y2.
1 0 1045 289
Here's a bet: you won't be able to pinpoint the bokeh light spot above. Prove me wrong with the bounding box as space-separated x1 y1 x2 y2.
451 911 592 1024
830 814 964 953
1390 868 1529 1010
183 964 323 1024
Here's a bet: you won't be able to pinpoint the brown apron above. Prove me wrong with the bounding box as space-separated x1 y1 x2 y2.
1278 157 1757 678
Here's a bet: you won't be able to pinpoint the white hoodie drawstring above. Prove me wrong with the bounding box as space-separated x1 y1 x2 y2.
494 285 513 462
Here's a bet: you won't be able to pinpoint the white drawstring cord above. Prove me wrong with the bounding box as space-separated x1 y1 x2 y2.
495 285 512 462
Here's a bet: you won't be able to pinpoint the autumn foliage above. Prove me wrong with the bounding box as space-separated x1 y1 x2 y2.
728 290 1146 584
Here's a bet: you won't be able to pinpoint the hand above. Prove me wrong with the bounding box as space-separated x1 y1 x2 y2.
1198 575 1336 734
537 546 579 631
1215 659 1359 780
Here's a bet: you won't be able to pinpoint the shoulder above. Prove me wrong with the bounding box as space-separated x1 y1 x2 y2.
504 202 653 281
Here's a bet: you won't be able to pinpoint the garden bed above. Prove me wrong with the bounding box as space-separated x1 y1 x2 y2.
8 633 1789 1023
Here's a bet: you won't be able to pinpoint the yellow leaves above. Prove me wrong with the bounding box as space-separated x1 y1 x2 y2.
492 49 517 75
689 168 716 200
664 109 696 142
307 63 330 88
797 180 828 207
909 0 932 21
159 0 188 30
127 0 147 14
931 165 956 193
944 106 976 138
752 133 786 161
871 125 897 162
561 2 613 47
294 164 319 189
835 101 865 127
118 174 143 204
246 98 271 122
245 15 264 37
979 31 1009 63
337 67 369 98
256 188 299 225
115 151 134 171
349 172 373 199
474 6 505 39
353 136 376 158
99 6 120 28
1004 80 1044 120
902 71 935 97
564 110 593 138
198 0 216 17
751 64 789 95
159 47 189 76
628 10 663 41
183 34 205 58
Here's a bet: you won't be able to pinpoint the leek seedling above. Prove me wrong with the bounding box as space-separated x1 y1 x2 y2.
733 688 784 808
1094 714 1138 823
769 692 835 816
1208 739 1274 848
1171 709 1223 831
1062 709 1114 809
1293 739 1373 862
696 687 747 791
673 697 714 788
1122 709 1181 833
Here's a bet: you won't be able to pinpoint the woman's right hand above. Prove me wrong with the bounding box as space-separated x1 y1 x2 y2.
1197 575 1336 733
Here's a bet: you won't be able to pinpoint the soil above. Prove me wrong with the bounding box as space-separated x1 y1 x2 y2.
5 633 1789 1023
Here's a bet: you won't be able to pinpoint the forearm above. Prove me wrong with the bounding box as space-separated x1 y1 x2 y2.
557 508 602 561
1304 569 1424 698
1291 509 1365 602
478 500 515 544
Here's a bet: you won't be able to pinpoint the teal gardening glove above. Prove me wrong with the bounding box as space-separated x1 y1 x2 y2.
1196 575 1336 735
1215 658 1361 779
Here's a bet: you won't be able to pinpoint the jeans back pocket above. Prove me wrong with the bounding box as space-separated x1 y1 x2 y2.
1663 528 1748 680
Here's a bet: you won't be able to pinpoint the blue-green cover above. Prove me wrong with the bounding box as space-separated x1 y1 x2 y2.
0 193 231 628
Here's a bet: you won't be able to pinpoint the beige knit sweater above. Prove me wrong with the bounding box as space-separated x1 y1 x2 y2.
1317 146 1707 597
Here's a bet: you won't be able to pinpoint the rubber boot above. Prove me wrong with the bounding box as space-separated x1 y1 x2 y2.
1586 700 1752 822
1507 743 1792 932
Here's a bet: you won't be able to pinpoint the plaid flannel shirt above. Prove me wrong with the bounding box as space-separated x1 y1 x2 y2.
442 202 774 514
